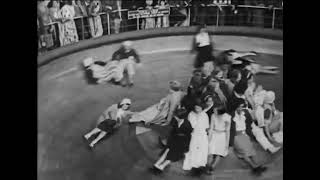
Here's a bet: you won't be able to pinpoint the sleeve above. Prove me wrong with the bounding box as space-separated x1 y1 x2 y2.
204 113 210 129
188 113 197 128
131 49 141 63
96 106 113 125
111 49 121 61
229 112 236 147
255 107 265 127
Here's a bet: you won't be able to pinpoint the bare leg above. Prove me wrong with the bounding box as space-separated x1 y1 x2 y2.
243 156 259 169
211 155 222 170
89 131 107 147
154 149 170 168
84 128 101 139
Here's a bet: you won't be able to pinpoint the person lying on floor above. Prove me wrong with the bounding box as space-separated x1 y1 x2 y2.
83 57 124 85
151 108 192 174
83 98 134 149
215 49 279 76
129 80 185 126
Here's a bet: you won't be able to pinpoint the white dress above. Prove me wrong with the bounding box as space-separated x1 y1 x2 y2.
183 111 209 170
208 113 231 157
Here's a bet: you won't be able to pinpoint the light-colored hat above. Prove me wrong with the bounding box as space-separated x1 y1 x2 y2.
169 80 182 91
120 98 132 106
83 57 94 67
122 40 133 47
264 91 275 104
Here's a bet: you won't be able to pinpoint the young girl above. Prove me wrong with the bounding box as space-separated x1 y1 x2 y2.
206 106 231 174
83 98 133 148
183 102 209 176
151 109 192 173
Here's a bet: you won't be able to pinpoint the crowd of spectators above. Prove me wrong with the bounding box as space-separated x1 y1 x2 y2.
37 0 283 52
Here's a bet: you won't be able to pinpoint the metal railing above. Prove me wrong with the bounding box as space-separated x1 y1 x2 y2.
38 4 283 54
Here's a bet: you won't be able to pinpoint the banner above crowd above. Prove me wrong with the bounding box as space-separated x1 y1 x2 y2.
128 8 170 20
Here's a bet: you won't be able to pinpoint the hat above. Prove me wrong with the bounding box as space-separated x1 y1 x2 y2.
122 40 133 47
264 91 275 104
169 80 182 91
120 98 132 106
83 57 94 67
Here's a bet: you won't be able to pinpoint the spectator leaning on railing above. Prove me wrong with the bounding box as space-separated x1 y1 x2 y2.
60 0 79 46
48 0 63 47
88 0 103 37
37 0 54 50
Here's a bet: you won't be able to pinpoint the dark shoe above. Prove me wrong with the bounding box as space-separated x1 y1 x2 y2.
149 166 163 175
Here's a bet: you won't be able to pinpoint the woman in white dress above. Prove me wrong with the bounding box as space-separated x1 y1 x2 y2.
129 81 185 126
183 102 209 175
206 106 231 174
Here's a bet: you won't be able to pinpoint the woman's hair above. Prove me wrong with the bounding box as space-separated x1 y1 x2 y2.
118 103 131 109
193 98 205 110
233 80 248 95
47 0 55 8
175 108 188 119
229 69 241 80
216 106 227 115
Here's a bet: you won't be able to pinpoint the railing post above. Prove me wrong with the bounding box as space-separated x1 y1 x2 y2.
272 8 276 29
107 12 110 35
216 6 220 26
137 17 140 30
187 5 191 26
81 16 85 39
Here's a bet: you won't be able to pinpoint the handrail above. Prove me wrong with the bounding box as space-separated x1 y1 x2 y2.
38 5 283 53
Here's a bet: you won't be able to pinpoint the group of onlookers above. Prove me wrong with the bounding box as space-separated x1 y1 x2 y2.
37 0 283 52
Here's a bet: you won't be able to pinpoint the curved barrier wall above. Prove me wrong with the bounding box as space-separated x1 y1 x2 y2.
38 26 283 67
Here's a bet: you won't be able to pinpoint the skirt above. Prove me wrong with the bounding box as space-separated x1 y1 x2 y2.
97 119 116 132
166 135 190 162
183 132 209 170
195 45 214 68
208 131 228 157
233 133 256 158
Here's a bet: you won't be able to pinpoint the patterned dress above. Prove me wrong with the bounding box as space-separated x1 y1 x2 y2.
60 4 79 46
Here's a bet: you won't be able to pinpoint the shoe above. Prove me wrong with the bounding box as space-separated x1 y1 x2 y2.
128 83 134 88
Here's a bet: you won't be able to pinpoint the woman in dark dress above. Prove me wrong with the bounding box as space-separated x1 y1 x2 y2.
152 109 193 173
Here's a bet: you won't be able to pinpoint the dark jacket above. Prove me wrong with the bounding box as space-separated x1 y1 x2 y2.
166 118 193 161
111 47 141 63
229 109 254 146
